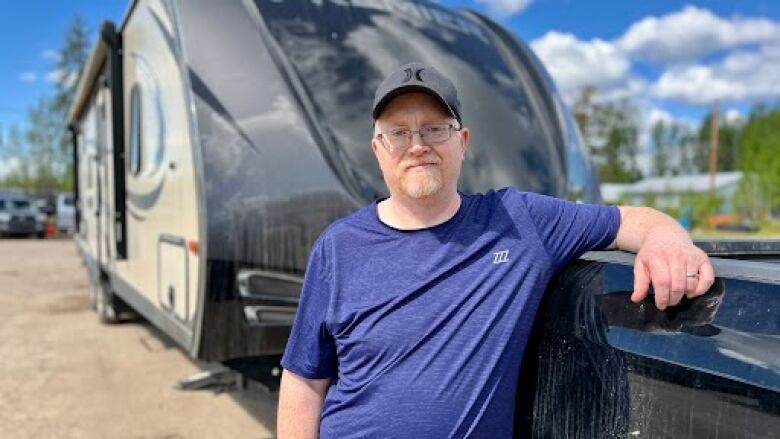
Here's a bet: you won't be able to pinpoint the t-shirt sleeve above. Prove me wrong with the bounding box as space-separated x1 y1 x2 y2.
516 190 621 271
280 237 338 379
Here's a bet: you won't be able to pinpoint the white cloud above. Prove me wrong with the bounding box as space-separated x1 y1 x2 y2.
45 68 80 88
475 0 533 17
0 157 20 179
725 108 744 124
528 6 780 107
19 72 38 83
600 77 650 102
648 107 673 126
653 66 740 104
46 68 66 84
652 42 780 104
617 5 780 63
531 31 632 102
41 49 61 62
64 70 79 89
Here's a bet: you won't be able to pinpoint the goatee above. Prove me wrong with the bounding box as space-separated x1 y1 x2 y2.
401 171 442 199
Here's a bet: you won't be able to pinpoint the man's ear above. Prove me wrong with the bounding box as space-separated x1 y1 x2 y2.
459 127 470 159
371 121 383 156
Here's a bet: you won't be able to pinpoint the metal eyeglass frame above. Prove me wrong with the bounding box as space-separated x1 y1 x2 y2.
375 123 461 153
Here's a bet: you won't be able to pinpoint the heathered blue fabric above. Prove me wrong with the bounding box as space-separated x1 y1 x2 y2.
281 187 620 438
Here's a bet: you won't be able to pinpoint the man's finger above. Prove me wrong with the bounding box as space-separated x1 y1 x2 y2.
632 258 650 303
648 257 671 310
684 261 700 294
694 260 716 295
669 256 687 305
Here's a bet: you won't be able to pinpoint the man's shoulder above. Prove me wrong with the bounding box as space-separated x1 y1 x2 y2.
465 186 540 208
491 186 566 205
317 203 376 242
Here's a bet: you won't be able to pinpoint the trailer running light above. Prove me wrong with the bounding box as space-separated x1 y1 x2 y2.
236 269 301 303
187 239 199 255
243 305 295 326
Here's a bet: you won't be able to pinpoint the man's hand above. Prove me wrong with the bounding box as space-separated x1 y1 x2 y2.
610 206 716 310
632 235 714 309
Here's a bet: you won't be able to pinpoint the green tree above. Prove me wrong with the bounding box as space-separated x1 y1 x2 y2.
51 16 90 151
572 86 596 143
26 97 65 194
651 121 670 176
693 112 743 173
572 87 642 183
651 120 694 176
8 16 90 194
736 107 780 219
676 130 698 175
0 125 33 190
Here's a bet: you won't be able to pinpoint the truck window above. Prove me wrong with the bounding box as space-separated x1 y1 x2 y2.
12 200 30 209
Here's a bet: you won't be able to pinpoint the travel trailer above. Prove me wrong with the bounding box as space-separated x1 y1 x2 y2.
68 0 597 369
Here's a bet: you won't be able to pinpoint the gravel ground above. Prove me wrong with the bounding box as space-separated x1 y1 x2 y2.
0 238 274 439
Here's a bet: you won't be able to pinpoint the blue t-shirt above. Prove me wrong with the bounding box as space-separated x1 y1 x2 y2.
281 187 620 438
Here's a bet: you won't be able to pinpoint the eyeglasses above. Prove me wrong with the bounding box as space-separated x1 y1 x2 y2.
376 123 461 153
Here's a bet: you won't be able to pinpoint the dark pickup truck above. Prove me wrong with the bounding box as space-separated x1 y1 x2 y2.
514 241 780 438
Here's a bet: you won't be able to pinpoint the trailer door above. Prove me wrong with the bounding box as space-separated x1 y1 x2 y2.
96 87 113 267
81 100 101 268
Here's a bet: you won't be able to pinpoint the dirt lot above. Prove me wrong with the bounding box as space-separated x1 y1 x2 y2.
0 239 274 439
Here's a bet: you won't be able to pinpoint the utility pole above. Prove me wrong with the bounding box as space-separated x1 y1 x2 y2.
708 100 719 196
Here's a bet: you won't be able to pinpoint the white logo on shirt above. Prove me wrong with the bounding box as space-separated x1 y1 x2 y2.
493 250 509 264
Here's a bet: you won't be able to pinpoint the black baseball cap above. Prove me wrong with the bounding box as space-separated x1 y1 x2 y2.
372 62 462 124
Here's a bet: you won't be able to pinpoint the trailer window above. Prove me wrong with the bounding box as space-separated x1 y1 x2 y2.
128 83 142 175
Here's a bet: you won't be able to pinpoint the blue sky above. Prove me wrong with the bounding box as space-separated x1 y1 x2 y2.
442 0 780 129
2 0 779 147
1 1 126 133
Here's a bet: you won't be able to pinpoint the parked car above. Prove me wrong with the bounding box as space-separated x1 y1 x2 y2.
0 191 40 238
56 193 75 235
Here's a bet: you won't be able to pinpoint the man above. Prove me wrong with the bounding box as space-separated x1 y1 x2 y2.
277 62 714 438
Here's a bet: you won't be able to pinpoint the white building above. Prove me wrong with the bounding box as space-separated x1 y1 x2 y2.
601 172 743 210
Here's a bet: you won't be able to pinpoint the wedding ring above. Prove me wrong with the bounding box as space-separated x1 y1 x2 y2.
686 273 699 279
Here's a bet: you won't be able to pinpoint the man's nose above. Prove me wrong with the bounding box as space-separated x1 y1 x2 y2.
407 132 430 154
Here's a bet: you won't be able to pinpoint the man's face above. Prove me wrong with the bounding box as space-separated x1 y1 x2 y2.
372 93 469 200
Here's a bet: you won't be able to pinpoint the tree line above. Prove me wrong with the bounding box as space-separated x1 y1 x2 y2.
0 18 88 196
572 86 780 220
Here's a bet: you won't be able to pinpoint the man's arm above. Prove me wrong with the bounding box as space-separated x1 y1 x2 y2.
607 206 715 310
277 369 331 439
